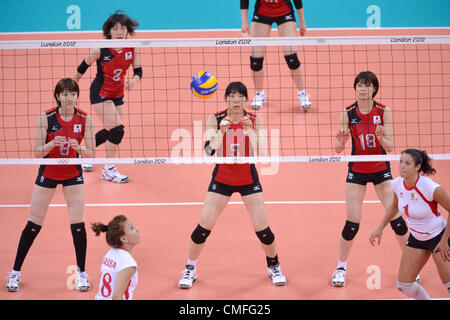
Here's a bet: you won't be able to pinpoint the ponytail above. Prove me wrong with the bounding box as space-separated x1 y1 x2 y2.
91 215 127 247
91 223 108 236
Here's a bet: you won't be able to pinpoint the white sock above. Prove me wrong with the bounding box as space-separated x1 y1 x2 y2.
104 164 115 170
256 90 265 96
187 259 197 268
397 281 431 300
414 283 431 300
298 89 307 96
11 269 20 275
337 260 347 270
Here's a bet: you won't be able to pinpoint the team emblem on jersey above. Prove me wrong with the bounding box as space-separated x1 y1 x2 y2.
410 192 418 201
285 14 294 21
125 51 133 60
373 115 381 124
74 124 82 133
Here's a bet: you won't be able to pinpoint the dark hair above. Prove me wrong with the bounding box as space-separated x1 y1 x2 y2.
54 78 79 106
103 11 139 39
402 149 436 176
91 215 128 248
354 71 379 98
224 81 248 100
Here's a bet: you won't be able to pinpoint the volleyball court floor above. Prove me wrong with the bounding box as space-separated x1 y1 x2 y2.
0 28 449 300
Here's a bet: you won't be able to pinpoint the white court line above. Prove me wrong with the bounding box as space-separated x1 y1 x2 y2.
0 200 381 208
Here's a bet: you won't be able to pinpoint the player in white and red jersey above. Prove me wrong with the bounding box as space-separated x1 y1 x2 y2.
370 149 450 299
178 82 286 289
6 78 95 293
331 71 411 287
92 215 140 300
74 11 142 183
240 0 311 110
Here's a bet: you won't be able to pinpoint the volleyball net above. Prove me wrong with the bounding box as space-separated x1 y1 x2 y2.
0 35 449 165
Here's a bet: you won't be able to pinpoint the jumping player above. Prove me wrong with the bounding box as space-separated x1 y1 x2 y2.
92 215 140 300
331 71 411 287
370 149 450 299
240 0 311 110
74 10 142 183
6 78 95 292
178 81 286 288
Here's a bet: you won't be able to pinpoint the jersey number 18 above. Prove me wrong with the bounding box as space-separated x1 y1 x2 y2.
358 134 376 150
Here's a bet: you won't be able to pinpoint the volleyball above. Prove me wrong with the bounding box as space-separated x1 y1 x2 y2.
190 71 218 98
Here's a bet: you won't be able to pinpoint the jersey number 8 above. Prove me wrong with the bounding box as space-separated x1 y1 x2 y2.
100 272 113 298
60 141 70 156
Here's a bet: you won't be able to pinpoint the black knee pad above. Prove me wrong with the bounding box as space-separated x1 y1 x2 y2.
341 220 360 241
107 125 125 145
256 226 275 245
95 128 110 147
191 224 211 244
250 56 264 72
284 53 301 70
390 216 408 236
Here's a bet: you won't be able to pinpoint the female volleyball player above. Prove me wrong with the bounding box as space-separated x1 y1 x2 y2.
330 71 411 287
178 81 286 289
92 215 140 300
240 0 311 111
73 10 142 183
370 149 450 299
5 78 95 292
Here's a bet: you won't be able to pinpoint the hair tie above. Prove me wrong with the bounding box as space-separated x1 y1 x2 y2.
101 225 108 232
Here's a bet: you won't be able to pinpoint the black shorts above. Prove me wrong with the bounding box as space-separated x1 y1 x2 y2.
35 173 84 189
90 90 124 106
346 169 393 186
252 13 296 26
208 179 263 197
406 229 450 251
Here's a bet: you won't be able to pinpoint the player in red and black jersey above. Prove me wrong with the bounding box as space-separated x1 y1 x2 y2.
240 0 311 111
6 79 95 293
74 11 142 183
178 82 286 289
331 71 411 287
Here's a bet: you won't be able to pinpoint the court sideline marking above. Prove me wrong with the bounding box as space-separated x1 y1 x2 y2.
0 200 381 208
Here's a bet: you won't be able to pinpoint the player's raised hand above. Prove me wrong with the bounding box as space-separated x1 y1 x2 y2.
375 125 386 140
335 129 350 145
52 136 67 147
68 138 81 152
219 117 232 134
240 116 253 131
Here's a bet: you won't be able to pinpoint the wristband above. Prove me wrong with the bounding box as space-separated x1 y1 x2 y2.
77 60 89 74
